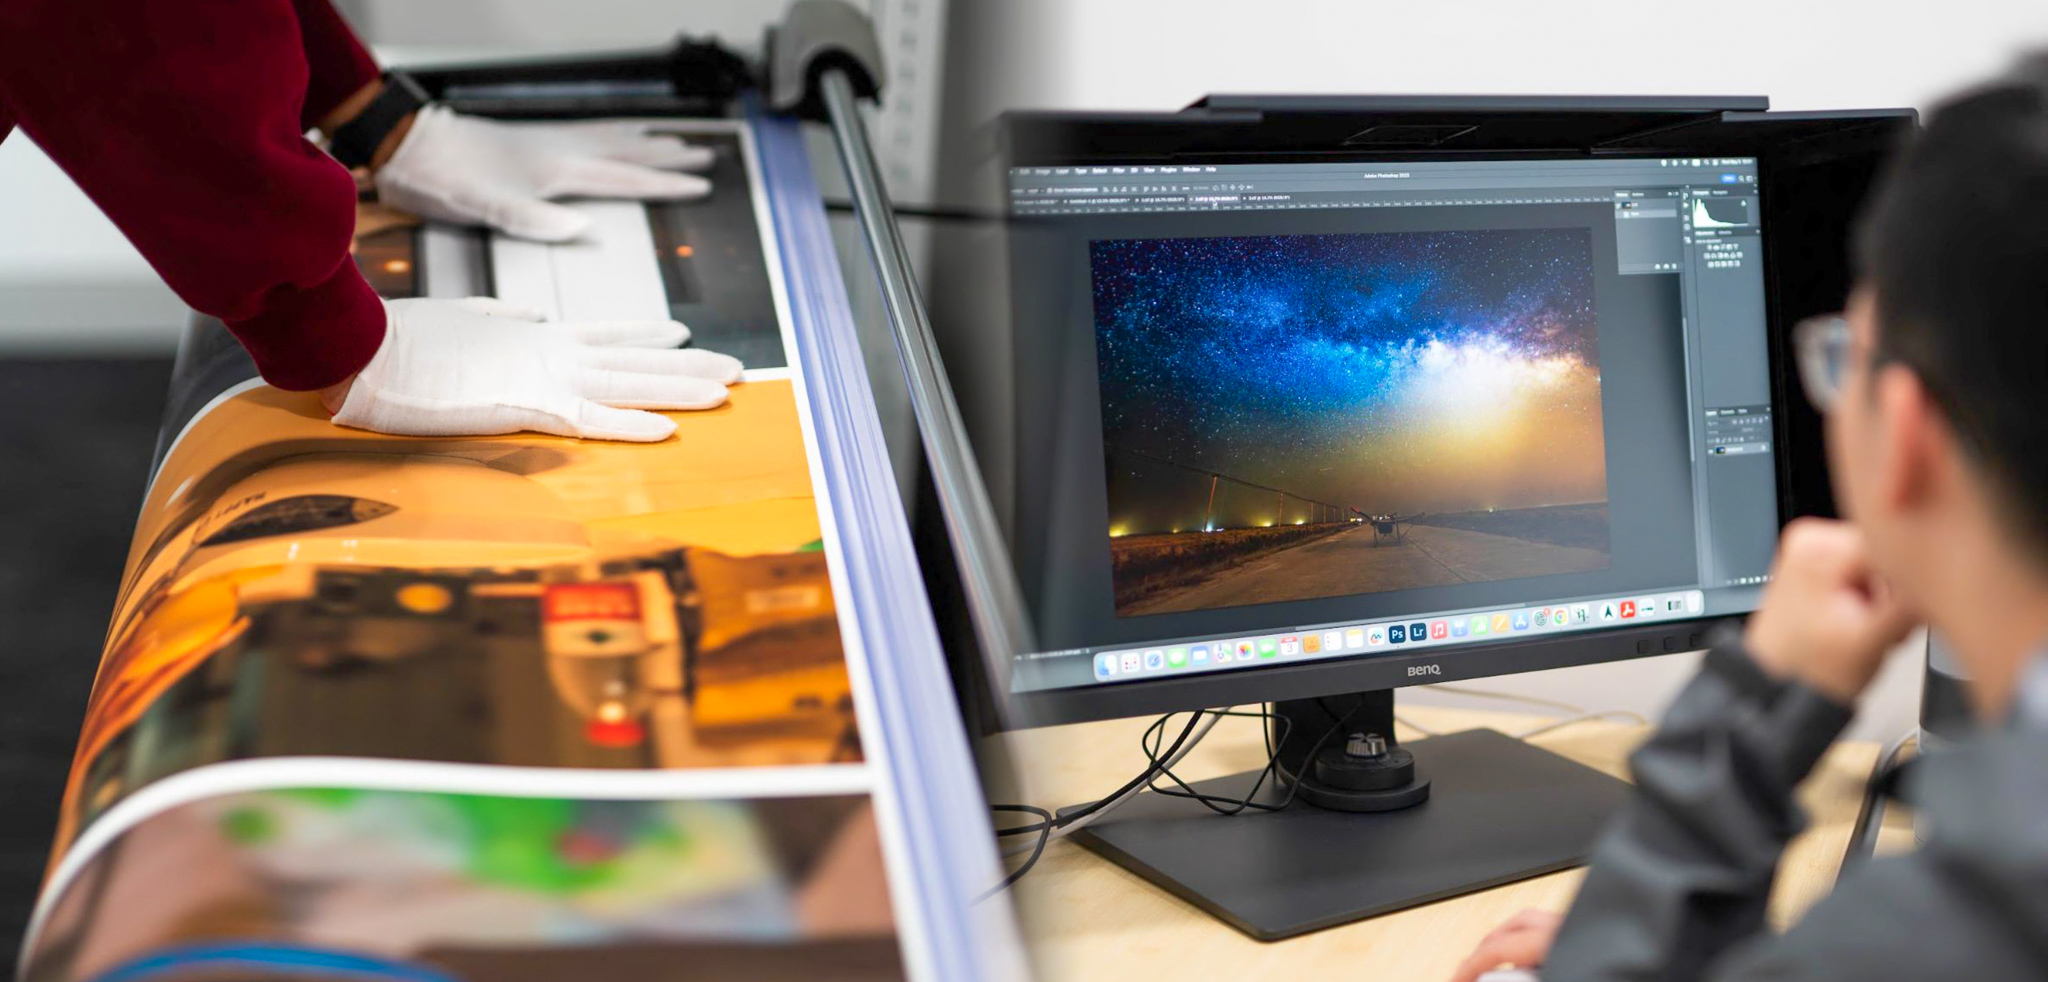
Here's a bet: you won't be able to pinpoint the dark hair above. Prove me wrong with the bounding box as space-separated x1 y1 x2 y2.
1857 52 2048 555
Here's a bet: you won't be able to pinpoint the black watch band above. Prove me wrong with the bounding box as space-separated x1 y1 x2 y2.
329 71 429 170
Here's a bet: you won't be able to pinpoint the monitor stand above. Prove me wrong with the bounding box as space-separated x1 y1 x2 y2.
1064 688 1634 941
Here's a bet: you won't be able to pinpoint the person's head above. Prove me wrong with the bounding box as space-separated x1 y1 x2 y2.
1817 54 2048 638
1817 53 2048 646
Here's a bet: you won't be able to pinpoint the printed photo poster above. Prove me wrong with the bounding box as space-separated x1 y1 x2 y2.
26 789 902 982
21 376 910 981
26 127 913 980
66 374 863 838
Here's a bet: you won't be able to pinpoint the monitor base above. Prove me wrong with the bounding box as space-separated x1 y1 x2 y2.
1066 727 1632 941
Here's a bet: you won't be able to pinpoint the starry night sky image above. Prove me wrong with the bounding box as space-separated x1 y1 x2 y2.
1092 228 1611 536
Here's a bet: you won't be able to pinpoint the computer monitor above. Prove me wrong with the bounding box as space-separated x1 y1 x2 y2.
976 98 1911 938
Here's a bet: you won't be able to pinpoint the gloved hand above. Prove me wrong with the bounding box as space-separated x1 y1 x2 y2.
331 297 742 442
374 105 714 242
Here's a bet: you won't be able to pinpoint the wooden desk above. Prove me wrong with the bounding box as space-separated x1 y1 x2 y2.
1006 705 1899 982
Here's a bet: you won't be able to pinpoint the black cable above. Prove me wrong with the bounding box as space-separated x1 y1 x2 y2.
1147 699 1351 813
1844 735 1918 872
977 711 1207 899
1138 707 1292 815
981 702 1375 899
1141 699 1364 815
976 804 1053 903
1045 710 1205 828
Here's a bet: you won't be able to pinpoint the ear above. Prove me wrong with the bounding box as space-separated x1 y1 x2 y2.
1870 363 1954 514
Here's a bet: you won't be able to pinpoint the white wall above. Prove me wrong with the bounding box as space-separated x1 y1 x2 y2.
1017 0 2048 115
978 0 2048 742
0 132 190 352
332 0 788 52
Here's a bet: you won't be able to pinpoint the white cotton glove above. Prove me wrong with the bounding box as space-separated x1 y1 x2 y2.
374 105 715 242
332 298 743 442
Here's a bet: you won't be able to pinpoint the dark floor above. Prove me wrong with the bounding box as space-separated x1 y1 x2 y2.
0 357 173 973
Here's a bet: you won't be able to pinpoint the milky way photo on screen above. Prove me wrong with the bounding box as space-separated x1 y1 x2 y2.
1091 228 1610 535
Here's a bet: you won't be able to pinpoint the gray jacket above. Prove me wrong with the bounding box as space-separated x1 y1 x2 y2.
1542 636 2048 981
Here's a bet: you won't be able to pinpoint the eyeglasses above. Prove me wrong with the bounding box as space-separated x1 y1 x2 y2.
1793 313 1853 412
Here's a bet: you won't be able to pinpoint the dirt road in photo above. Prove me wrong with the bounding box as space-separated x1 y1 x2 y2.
1120 521 1611 616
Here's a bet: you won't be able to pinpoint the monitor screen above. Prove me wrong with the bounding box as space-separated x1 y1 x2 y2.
1001 155 1778 695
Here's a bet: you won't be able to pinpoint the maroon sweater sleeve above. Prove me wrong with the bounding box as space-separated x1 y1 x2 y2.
0 0 385 391
295 0 383 132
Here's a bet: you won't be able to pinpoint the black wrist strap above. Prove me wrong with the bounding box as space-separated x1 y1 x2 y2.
329 71 429 170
